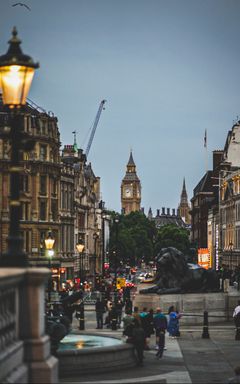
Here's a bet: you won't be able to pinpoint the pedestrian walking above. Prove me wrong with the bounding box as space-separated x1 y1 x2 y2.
153 307 168 358
109 304 118 330
116 298 124 327
167 305 181 338
139 307 154 350
132 306 141 325
124 297 133 314
122 310 134 343
132 318 145 366
95 297 105 329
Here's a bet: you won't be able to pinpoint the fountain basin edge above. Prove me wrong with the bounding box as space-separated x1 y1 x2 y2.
57 332 136 377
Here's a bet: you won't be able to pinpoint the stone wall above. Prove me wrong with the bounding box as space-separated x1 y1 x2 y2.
133 289 240 325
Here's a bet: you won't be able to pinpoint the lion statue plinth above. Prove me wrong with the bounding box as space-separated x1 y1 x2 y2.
139 247 220 294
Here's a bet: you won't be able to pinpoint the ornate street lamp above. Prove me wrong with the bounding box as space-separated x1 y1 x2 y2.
0 27 39 267
45 231 55 303
45 231 55 255
0 27 39 107
76 240 85 283
229 240 233 270
93 232 99 290
114 215 119 303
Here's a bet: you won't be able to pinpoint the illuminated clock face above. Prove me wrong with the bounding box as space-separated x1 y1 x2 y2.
125 187 132 197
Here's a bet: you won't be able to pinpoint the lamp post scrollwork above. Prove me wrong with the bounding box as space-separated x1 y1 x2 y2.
76 239 85 285
0 27 39 267
44 231 55 303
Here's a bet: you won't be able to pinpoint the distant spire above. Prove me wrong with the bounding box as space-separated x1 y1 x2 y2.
148 207 153 219
181 177 188 200
127 150 135 166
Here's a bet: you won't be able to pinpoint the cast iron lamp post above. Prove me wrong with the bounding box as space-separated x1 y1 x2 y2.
93 232 99 290
101 214 106 276
0 27 39 267
76 240 85 285
114 215 119 303
45 231 55 303
229 241 233 270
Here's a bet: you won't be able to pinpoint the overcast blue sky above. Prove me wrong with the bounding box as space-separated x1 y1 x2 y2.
1 0 240 214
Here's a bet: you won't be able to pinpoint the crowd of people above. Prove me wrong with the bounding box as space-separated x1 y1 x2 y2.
94 296 182 366
217 265 240 292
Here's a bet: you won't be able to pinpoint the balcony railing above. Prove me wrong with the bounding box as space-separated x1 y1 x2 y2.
0 268 58 383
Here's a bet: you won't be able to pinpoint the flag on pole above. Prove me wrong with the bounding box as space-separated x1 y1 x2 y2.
204 129 207 148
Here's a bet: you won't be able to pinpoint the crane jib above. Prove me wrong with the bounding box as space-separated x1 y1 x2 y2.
85 99 107 157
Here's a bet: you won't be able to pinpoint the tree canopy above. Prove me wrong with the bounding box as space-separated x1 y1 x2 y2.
108 212 191 268
154 224 191 255
109 211 156 267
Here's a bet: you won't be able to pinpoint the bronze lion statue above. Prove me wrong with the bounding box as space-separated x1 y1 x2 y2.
139 247 220 294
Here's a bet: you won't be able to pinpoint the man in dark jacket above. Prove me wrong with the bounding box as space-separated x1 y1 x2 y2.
132 318 145 366
95 298 105 329
153 307 168 358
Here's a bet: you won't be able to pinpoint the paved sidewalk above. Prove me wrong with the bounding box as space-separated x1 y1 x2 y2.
60 308 240 384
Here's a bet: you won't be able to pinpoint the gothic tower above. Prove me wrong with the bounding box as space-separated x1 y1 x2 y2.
121 151 141 214
178 178 191 225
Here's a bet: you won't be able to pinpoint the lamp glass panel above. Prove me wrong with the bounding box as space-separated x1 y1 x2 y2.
0 65 34 105
76 244 84 253
45 238 55 250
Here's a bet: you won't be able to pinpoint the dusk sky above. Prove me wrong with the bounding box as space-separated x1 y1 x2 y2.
1 0 240 214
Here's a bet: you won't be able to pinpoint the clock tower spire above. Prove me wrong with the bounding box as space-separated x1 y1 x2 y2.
121 151 141 214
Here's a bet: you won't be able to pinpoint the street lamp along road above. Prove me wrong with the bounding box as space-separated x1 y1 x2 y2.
229 240 233 270
114 215 119 303
76 240 85 285
45 231 55 303
0 27 39 267
93 232 99 290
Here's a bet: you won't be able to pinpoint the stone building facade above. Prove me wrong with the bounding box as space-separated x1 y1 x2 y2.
0 97 104 288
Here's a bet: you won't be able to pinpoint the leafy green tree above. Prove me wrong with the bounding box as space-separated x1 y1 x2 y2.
109 211 157 267
154 224 190 256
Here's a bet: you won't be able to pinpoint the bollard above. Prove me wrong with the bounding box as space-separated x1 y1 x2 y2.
111 317 117 330
79 302 85 330
202 310 210 339
235 315 240 340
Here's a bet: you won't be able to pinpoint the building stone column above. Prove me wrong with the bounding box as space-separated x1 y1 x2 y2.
19 268 58 383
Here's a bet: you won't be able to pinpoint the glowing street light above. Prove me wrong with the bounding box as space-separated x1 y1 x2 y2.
0 28 39 267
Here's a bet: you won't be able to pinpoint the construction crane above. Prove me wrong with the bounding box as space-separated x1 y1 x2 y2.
85 99 106 158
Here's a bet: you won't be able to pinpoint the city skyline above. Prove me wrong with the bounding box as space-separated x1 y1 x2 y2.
1 0 240 213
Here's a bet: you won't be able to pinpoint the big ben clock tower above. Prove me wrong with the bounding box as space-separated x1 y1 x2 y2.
121 151 141 214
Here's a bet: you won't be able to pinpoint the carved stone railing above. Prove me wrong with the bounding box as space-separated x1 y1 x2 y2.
0 268 58 383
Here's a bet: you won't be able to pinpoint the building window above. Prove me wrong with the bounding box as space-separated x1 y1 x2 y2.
236 203 240 221
40 201 47 221
41 120 47 135
20 202 30 220
21 230 31 253
78 212 85 229
236 227 240 249
51 199 58 221
40 175 47 195
51 179 57 196
20 175 29 193
61 185 64 209
39 145 47 161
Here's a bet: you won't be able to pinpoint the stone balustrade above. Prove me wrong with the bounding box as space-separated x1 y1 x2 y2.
0 268 58 383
